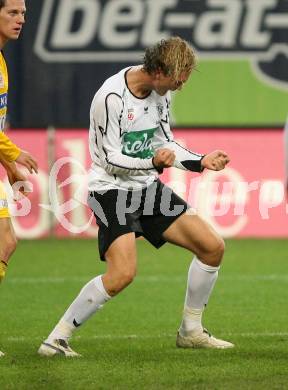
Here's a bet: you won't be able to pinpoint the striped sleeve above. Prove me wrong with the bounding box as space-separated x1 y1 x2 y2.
155 119 204 173
164 138 204 172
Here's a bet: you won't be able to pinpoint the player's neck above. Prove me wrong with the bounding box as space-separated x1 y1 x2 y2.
0 36 8 50
126 66 153 99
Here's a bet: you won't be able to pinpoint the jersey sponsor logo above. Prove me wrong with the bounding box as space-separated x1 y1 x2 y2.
35 0 287 89
122 128 157 159
0 93 7 109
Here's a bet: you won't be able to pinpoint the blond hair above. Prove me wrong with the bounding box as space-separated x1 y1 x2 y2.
143 36 197 79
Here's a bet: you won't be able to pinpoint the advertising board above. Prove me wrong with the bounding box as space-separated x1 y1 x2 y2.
1 128 286 238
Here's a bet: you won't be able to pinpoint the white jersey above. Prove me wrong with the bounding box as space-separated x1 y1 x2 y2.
88 67 204 191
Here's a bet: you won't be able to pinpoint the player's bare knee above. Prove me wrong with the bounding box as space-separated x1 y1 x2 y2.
214 236 225 259
106 273 135 296
198 236 225 266
8 236 17 257
117 268 136 288
1 235 17 261
104 262 136 296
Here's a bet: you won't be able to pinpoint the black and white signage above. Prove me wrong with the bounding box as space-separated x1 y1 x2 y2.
4 0 288 128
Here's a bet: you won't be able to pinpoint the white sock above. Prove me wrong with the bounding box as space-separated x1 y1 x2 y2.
47 275 111 342
180 257 219 335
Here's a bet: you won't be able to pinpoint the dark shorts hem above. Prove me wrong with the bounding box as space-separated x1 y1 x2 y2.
88 180 189 261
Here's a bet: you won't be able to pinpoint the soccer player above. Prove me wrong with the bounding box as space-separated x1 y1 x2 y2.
0 0 38 357
39 37 234 357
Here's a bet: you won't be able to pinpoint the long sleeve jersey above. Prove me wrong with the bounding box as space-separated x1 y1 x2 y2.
88 67 204 191
0 52 20 162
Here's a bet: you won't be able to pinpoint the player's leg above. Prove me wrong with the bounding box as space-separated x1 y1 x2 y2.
0 218 18 282
38 233 137 357
162 212 234 349
0 179 17 282
102 232 137 295
0 182 18 357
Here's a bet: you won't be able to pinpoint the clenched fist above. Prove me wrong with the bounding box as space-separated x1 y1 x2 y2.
201 150 230 171
153 148 176 169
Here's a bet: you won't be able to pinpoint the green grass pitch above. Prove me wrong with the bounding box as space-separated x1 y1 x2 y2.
0 238 288 389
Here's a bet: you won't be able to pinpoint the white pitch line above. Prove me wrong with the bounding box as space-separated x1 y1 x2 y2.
5 275 288 284
5 332 288 342
90 332 288 339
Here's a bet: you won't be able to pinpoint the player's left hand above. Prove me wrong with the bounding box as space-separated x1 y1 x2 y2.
201 150 230 171
15 150 38 174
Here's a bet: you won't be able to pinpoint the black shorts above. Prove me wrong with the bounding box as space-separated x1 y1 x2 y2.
88 180 189 261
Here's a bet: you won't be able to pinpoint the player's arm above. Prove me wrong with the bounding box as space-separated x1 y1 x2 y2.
93 93 156 176
163 140 205 172
0 155 30 196
0 132 38 173
157 132 229 172
151 94 204 172
154 115 204 172
155 101 228 172
0 131 21 161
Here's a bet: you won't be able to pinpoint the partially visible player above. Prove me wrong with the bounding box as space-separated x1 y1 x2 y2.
0 0 38 357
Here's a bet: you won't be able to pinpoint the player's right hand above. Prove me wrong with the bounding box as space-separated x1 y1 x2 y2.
201 150 230 171
153 148 176 169
16 151 38 174
7 167 32 199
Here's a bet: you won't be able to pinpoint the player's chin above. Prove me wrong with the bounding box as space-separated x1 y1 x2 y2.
156 88 169 96
10 32 21 39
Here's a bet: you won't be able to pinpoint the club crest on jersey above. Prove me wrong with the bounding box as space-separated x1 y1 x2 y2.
128 108 134 121
157 103 163 116
122 128 157 159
